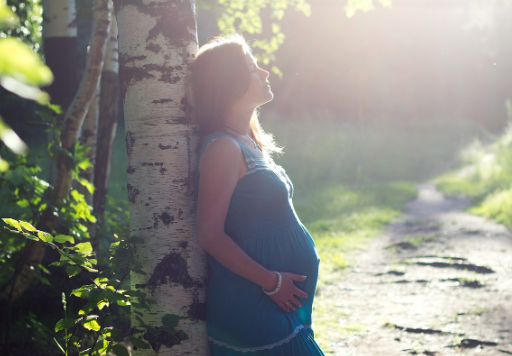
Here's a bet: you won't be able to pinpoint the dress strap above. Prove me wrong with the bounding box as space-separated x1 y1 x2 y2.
197 132 261 168
195 132 267 190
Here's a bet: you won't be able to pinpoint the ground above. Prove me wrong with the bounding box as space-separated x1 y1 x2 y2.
319 182 512 356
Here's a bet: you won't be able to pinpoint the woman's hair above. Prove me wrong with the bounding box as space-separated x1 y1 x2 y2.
190 33 281 156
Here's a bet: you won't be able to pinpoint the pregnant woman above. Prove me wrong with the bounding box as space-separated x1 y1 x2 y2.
192 33 325 356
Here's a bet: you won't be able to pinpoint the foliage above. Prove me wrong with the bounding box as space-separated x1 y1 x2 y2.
437 106 512 228
2 217 151 356
0 0 51 169
199 0 311 77
344 0 392 18
0 0 43 52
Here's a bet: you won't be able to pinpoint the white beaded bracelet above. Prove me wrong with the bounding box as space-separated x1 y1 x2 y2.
262 271 282 296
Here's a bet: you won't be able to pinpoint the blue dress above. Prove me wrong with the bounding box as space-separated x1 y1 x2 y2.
195 132 325 356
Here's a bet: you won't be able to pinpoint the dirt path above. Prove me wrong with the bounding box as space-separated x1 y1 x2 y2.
321 182 512 356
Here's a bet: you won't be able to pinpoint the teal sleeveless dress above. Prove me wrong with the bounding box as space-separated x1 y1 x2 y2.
195 132 325 356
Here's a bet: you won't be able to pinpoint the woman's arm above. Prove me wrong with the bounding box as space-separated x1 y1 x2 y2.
196 136 307 311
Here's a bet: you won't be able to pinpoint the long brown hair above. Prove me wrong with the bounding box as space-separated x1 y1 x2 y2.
190 33 281 156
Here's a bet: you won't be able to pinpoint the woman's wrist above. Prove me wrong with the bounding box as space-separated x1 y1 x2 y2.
262 271 282 295
261 270 279 291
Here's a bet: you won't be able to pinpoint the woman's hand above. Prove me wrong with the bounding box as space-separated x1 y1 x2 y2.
267 272 308 312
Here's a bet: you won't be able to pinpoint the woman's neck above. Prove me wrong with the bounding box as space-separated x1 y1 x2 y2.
223 107 255 134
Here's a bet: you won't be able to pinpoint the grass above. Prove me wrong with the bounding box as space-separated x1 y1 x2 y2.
436 119 512 228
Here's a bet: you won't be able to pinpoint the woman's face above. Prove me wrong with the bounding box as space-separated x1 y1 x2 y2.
238 50 273 109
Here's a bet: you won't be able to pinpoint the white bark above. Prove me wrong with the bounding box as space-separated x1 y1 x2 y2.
114 0 208 354
42 0 77 38
104 14 119 74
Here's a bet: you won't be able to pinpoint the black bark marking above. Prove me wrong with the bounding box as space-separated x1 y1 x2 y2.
127 184 140 204
146 43 162 53
159 143 173 150
145 327 189 352
160 212 174 225
187 294 206 321
136 252 197 292
127 166 136 174
114 1 196 48
160 73 180 84
180 96 193 115
153 98 173 105
177 208 183 219
118 54 155 100
125 131 135 158
172 116 190 125
179 241 188 248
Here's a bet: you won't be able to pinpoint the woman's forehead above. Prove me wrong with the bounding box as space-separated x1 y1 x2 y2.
244 51 256 64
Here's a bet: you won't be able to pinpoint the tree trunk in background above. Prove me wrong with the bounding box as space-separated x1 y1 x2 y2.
55 0 111 204
92 13 119 249
42 0 78 110
79 81 100 205
113 0 208 354
0 0 112 305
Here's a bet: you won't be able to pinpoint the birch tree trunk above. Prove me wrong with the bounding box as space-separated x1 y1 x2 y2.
92 14 119 246
113 0 208 354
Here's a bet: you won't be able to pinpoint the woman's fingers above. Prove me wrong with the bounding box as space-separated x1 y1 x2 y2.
282 301 294 311
294 287 308 299
291 274 307 281
289 297 302 307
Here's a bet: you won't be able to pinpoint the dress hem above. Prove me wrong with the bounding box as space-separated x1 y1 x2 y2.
208 324 313 353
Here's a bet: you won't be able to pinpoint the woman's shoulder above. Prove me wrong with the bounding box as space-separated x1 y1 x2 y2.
199 133 244 170
200 132 241 155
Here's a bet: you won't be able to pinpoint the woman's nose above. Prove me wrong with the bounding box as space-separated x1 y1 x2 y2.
260 68 269 79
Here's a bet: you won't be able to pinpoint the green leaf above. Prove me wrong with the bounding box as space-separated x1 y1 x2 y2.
74 242 93 255
110 344 129 356
38 231 53 243
76 175 95 194
0 37 53 86
2 218 21 231
66 266 81 278
130 337 151 350
54 234 75 244
0 118 28 154
53 337 66 355
82 319 101 331
55 317 77 332
0 3 18 28
0 156 9 171
82 264 98 273
162 314 179 329
92 339 109 354
19 221 36 232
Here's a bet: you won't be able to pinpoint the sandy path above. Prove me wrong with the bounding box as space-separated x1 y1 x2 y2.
321 182 512 356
